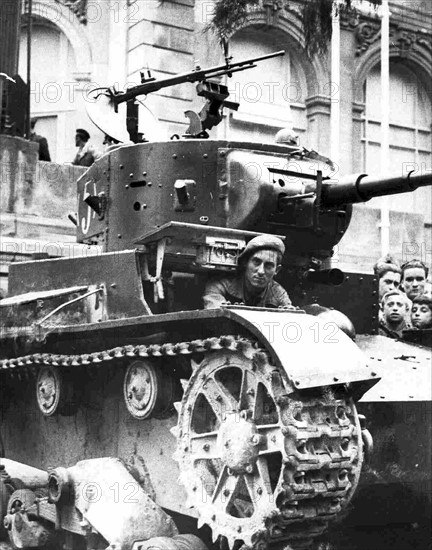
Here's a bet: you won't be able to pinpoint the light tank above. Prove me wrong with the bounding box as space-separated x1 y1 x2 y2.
0 50 431 550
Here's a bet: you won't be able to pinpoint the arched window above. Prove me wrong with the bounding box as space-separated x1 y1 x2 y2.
217 27 307 143
361 62 431 173
361 62 431 219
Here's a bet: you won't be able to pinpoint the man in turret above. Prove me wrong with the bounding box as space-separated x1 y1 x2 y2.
203 235 292 309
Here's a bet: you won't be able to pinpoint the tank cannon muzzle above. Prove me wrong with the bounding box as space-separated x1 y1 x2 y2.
304 268 345 286
321 171 431 206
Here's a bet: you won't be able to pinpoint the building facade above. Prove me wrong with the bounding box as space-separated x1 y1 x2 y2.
1 0 431 293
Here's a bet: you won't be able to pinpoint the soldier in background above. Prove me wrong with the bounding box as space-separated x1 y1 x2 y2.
72 129 98 167
30 118 51 161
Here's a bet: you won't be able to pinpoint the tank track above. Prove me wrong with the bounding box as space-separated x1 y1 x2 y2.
0 335 363 550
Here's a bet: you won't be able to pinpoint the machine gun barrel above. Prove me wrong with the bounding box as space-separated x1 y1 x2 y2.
111 50 285 105
321 171 431 206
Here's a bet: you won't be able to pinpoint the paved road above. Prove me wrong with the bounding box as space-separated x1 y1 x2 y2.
317 523 431 550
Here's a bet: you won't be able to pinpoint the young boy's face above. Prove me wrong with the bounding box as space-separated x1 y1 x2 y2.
383 296 406 324
411 303 432 329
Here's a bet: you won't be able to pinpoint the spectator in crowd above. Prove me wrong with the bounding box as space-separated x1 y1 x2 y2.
400 259 428 301
423 280 432 299
72 129 99 167
379 290 410 339
30 118 51 161
203 235 291 309
411 295 432 329
373 254 401 301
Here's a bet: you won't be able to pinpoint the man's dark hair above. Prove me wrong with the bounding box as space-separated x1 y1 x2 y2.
401 259 429 279
76 128 90 142
373 254 400 278
412 295 432 309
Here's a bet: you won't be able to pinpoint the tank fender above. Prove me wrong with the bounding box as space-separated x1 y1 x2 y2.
224 307 380 399
356 334 432 402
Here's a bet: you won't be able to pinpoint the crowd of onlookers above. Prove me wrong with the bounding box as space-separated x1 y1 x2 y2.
374 255 432 339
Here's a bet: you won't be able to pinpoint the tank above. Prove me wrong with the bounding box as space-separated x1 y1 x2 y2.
0 51 431 550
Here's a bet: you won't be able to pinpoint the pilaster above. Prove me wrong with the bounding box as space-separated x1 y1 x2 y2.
304 95 331 157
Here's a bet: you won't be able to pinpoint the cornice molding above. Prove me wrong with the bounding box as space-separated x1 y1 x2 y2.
340 11 431 58
55 0 88 25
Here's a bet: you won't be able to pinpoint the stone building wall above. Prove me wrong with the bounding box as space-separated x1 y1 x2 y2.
0 135 87 296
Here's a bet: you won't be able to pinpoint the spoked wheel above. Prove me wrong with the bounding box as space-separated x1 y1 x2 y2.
174 344 364 550
174 348 288 548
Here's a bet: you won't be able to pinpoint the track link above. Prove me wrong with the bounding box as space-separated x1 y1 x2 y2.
0 335 363 550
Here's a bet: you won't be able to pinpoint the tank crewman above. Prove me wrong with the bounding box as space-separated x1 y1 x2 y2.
203 235 292 309
72 129 99 167
411 295 432 329
379 290 411 339
400 259 428 301
373 254 401 301
30 118 51 161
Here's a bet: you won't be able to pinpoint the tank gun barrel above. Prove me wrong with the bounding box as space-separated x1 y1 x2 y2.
321 171 431 206
108 50 285 105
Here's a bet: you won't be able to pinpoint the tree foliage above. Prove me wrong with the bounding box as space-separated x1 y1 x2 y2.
206 0 381 56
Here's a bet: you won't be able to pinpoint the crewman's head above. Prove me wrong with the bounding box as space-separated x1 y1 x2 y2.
238 235 285 293
381 290 410 325
75 128 90 147
411 295 432 329
401 259 428 301
373 255 401 300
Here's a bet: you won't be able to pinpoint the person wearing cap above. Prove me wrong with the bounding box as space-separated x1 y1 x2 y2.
30 118 51 161
72 129 99 167
203 235 291 309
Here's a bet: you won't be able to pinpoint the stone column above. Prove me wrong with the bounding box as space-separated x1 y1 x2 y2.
352 101 365 173
305 95 331 157
338 26 357 175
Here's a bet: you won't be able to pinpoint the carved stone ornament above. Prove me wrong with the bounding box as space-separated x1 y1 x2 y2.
351 20 379 56
262 0 285 10
55 0 88 24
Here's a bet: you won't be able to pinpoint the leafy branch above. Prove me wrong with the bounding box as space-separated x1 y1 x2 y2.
206 0 381 56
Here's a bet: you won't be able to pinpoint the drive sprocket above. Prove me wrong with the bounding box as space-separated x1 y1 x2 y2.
175 345 290 548
173 339 364 549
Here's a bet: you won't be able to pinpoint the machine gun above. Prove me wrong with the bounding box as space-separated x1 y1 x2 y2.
89 50 285 142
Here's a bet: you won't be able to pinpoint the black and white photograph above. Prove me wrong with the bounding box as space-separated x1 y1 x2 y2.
0 1 431 549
